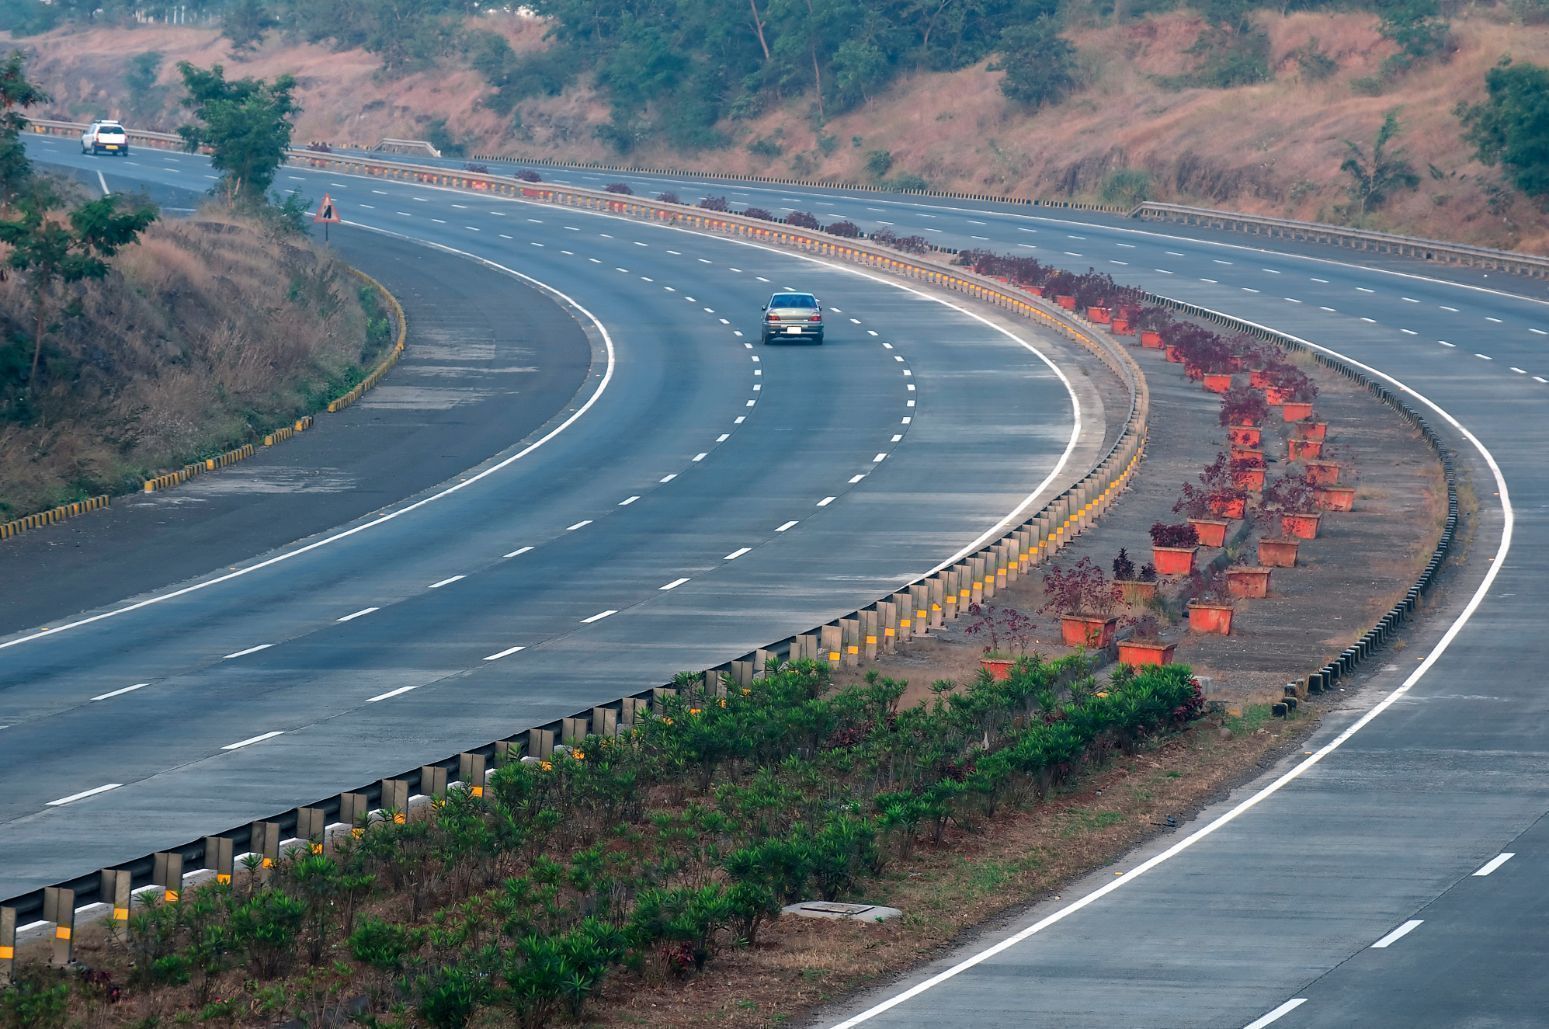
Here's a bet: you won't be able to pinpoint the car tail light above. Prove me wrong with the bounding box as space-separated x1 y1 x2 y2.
766 312 780 322
809 314 822 322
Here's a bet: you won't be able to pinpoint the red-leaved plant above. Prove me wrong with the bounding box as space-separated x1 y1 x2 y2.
1150 521 1200 548
1040 558 1121 619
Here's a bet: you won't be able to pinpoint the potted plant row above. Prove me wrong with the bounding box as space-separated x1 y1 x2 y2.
1149 521 1200 576
1041 557 1120 649
1111 548 1159 605
963 602 1035 681
1117 613 1175 667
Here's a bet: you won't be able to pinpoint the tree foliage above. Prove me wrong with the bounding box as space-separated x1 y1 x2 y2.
176 62 299 204
0 49 49 211
1459 58 1549 197
992 19 1081 110
1339 109 1420 217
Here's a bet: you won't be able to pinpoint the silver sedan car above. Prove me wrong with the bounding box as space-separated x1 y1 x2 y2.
760 292 825 345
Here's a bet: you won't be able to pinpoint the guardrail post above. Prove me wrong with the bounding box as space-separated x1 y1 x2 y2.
338 793 370 837
296 808 327 853
928 576 945 628
379 781 410 824
154 851 184 902
419 765 449 799
459 753 489 797
840 615 860 666
562 715 589 744
590 704 620 737
731 659 754 689
956 564 974 616
879 600 898 653
0 906 14 984
972 555 990 602
43 887 73 967
906 585 926 637
860 609 879 660
204 835 235 883
252 822 282 870
820 624 843 667
101 868 132 925
526 726 556 759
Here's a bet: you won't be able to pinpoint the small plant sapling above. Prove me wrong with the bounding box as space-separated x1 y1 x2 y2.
964 603 1034 658
1112 547 1137 581
1125 612 1165 642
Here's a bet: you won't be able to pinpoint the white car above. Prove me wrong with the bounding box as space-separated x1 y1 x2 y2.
81 121 129 156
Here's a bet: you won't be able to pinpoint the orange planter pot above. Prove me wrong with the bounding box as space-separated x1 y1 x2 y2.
1152 545 1198 577
1111 318 1135 336
1263 385 1290 406
1060 614 1117 649
1250 370 1271 389
1282 401 1315 422
1118 639 1177 668
1288 437 1324 461
1164 345 1184 364
1226 566 1271 599
1055 294 1077 311
980 658 1014 681
1295 421 1328 441
1258 537 1300 567
1306 461 1341 485
1140 330 1165 349
1281 512 1322 539
1189 518 1229 548
1088 306 1112 323
1228 425 1262 448
1027 285 1045 297
1187 602 1234 635
1316 485 1357 512
1117 580 1159 606
1231 447 1265 468
1209 495 1247 520
1202 373 1233 394
1233 466 1265 491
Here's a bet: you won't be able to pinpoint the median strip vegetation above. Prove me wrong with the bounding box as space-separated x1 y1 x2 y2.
1 658 1204 1026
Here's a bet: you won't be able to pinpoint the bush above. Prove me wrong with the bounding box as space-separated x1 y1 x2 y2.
514 169 542 183
1041 557 1120 618
741 206 775 220
865 149 894 179
824 219 862 237
1460 59 1549 197
655 191 682 204
697 195 730 212
994 21 1080 109
785 210 821 229
1101 168 1152 207
604 182 633 194
1150 522 1200 548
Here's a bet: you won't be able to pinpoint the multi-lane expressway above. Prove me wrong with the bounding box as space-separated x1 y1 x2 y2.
10 136 1549 1027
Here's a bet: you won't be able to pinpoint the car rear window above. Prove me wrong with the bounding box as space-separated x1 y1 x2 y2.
771 294 815 308
99 124 125 134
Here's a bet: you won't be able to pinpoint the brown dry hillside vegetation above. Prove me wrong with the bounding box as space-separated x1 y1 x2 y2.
0 204 376 519
10 5 1549 249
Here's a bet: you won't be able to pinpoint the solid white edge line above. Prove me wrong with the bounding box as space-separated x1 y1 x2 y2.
0 234 618 655
221 731 284 751
223 643 273 660
1371 919 1423 949
91 682 150 702
366 685 419 703
1473 852 1514 876
46 783 122 806
337 607 379 622
1243 998 1308 1029
828 309 1512 1028
483 644 526 661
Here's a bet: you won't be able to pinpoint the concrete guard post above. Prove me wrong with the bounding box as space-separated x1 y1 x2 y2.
379 780 410 824
928 576 946 628
296 807 327 853
971 555 988 604
338 793 370 838
251 822 281 871
0 906 14 984
861 609 879 661
840 616 861 667
42 886 72 967
100 868 131 925
589 705 620 737
879 600 898 653
419 765 449 799
821 624 843 668
458 753 488 798
561 715 589 744
204 835 235 883
153 851 183 903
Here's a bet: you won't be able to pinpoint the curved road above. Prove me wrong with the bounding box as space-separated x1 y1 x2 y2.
1 138 1096 904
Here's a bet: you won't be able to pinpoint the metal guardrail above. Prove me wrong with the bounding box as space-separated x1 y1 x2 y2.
1132 202 1549 280
373 138 442 159
0 137 1151 942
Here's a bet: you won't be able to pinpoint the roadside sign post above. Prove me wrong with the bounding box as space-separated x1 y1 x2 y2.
314 192 341 241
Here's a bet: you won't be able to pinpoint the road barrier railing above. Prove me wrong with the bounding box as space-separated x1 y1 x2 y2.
0 143 1155 957
0 495 109 541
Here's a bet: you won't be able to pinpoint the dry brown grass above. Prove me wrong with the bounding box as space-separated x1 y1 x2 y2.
0 206 368 517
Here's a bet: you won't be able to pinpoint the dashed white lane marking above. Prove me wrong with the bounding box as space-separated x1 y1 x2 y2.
499 234 512 240
372 189 389 195
902 369 912 377
1063 251 1082 258
1311 277 1329 283
1487 316 1504 323
483 644 526 661
891 434 903 443
337 607 379 622
1532 328 1547 335
907 384 917 391
581 610 616 624
222 731 284 751
1214 259 1233 265
734 415 746 424
1361 316 1377 323
1284 298 1302 304
902 417 912 424
1067 233 1085 240
1115 242 1135 247
367 685 419 703
660 474 677 483
867 330 879 336
528 218 542 223
756 275 769 282
971 235 988 241
776 520 799 532
693 452 708 462
1401 328 1417 335
893 355 905 362
1439 340 1455 347
1477 353 1493 360
1155 268 1174 275
668 250 683 255
1110 260 1128 266
224 644 273 660
817 496 836 507
1511 366 1527 374
1535 376 1547 383
616 267 628 273
1018 243 1037 249
640 276 653 282
1357 286 1375 293
850 317 862 324
396 212 412 217
1473 853 1515 876
1441 305 1459 312
1402 296 1418 303
588 257 601 264
660 577 690 591
873 453 888 462
1263 268 1281 274
599 232 613 238
450 203 467 209
1242 287 1260 293
717 433 730 442
1244 998 1307 1029
1166 251 1185 256
47 783 122 806
724 547 751 560
1201 278 1218 284
907 399 916 407
1320 306 1336 312
1371 920 1423 949
698 257 712 264
428 575 465 589
619 495 640 506
882 342 894 349
431 218 446 224
849 474 866 483
92 683 150 702
530 242 545 248
566 520 592 531
359 204 374 210
719 317 730 324
746 399 757 407
504 546 534 558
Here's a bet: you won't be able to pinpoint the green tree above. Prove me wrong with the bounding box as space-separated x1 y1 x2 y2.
1460 59 1549 197
0 190 157 392
1339 109 1420 218
992 21 1080 110
0 51 49 212
1379 0 1452 75
176 62 299 205
222 0 277 53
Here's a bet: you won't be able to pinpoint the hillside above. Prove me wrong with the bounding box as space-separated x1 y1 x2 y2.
10 6 1549 250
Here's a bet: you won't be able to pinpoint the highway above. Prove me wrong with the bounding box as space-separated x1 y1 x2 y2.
13 136 1549 1027
0 137 1094 904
